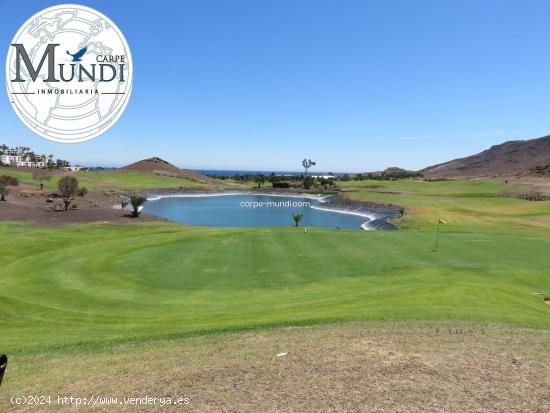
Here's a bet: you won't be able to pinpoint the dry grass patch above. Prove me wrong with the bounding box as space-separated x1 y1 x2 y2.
2 321 549 412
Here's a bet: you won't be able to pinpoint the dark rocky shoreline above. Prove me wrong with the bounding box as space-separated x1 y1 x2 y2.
316 194 401 230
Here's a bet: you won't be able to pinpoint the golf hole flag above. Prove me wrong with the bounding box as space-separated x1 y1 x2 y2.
434 218 447 251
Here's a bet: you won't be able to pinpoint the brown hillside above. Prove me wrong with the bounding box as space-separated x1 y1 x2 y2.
119 157 217 183
421 135 550 178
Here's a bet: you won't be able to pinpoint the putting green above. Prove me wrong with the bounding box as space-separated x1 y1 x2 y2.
1 219 549 354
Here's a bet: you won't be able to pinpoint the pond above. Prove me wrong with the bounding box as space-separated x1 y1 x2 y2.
142 193 374 230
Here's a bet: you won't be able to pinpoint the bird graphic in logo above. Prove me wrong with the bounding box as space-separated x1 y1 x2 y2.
66 47 87 62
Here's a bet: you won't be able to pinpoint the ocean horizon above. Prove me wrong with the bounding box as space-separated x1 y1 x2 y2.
83 166 347 176
197 169 346 177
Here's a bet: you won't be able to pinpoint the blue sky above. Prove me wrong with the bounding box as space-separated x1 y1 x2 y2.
1 0 550 172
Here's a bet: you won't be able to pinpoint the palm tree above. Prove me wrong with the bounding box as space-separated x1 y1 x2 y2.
302 175 314 189
292 213 304 227
130 194 147 217
255 173 266 188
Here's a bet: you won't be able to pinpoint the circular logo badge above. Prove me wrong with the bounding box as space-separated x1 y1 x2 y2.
5 4 132 143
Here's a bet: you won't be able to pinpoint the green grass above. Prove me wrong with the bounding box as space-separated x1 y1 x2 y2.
338 178 550 231
1 168 213 191
2 177 550 410
1 178 550 358
0 169 58 190
73 171 209 191
339 177 517 195
1 216 549 355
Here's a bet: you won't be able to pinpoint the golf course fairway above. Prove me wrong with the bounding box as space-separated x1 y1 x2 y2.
1 219 549 354
1 178 550 411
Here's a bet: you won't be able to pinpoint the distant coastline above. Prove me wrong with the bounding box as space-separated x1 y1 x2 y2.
197 169 348 177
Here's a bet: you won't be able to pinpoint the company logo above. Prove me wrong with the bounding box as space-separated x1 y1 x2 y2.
5 4 132 143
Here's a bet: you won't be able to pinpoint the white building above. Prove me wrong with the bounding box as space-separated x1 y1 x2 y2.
0 154 20 166
0 145 53 168
64 166 82 172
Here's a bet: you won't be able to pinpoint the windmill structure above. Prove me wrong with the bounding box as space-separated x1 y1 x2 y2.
302 158 316 177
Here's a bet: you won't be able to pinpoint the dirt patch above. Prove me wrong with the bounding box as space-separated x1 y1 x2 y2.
482 176 550 196
0 201 163 225
0 188 163 225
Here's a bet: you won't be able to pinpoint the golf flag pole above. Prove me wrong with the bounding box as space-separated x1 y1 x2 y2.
434 218 447 251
